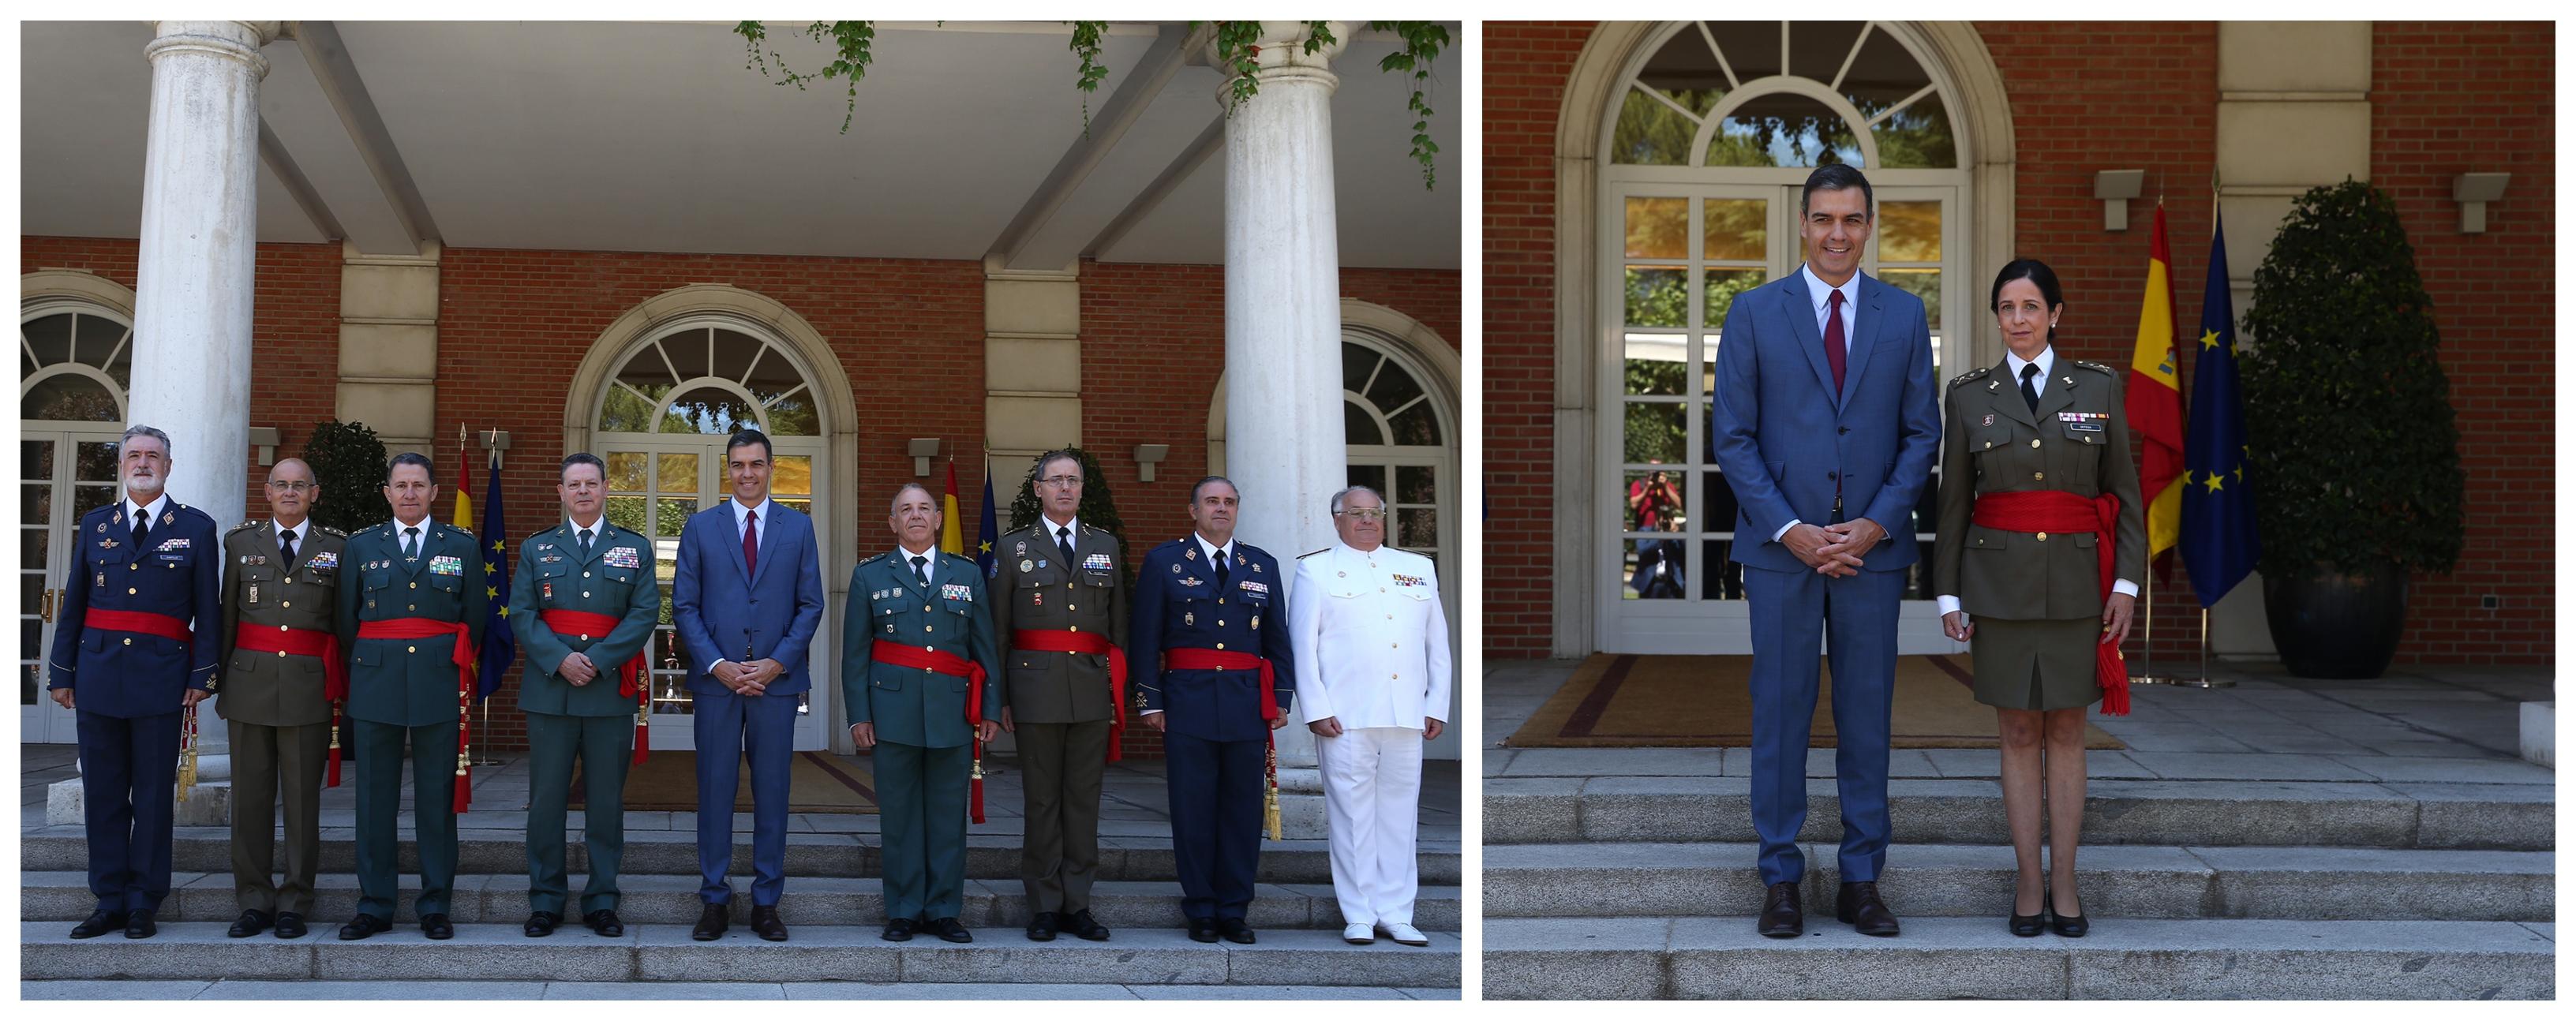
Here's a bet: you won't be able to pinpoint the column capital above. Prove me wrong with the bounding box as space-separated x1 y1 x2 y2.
145 21 279 78
1204 21 1350 97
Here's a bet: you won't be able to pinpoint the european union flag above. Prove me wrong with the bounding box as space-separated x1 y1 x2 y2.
2181 221 2261 607
975 463 999 580
477 458 515 701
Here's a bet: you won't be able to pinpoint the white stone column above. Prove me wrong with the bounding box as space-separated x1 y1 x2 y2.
1215 23 1349 835
133 19 278 790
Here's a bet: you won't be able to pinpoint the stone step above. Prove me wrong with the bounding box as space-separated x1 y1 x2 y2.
22 980 1462 1000
21 872 1462 932
20 922 1461 988
1485 916 2554 1000
18 827 1462 886
1484 842 2553 922
1485 776 2553 850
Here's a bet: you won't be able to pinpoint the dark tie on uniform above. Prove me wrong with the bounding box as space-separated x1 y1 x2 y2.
2020 362 2042 413
579 528 593 559
1056 525 1076 569
279 528 298 569
1823 289 1848 392
132 509 150 552
911 554 929 589
404 525 421 560
742 510 759 576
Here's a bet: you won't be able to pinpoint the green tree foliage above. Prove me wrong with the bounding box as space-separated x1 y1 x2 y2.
2241 179 2464 575
301 421 391 535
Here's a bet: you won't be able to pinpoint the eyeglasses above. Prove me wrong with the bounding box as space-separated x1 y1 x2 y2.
266 481 316 493
1336 508 1387 522
1040 475 1084 488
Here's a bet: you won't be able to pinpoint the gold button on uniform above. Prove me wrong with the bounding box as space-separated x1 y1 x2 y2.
284 576 293 584
129 563 137 570
282 600 291 608
2037 533 2050 542
578 634 590 641
925 625 934 633
2033 472 2045 481
410 582 418 589
1215 642 1225 650
122 638 132 646
2031 439 2042 449
277 650 286 658
583 592 592 599
407 645 417 653
127 587 136 595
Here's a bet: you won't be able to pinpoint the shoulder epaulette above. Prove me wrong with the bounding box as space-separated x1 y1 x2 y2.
444 522 474 538
172 503 212 522
857 552 887 567
230 519 262 533
1949 366 1990 388
316 525 346 537
1298 548 1330 559
2072 359 2117 375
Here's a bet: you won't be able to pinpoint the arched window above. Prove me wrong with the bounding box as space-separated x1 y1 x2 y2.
1610 21 1959 170
595 325 822 438
22 298 133 743
1342 336 1451 555
21 307 131 423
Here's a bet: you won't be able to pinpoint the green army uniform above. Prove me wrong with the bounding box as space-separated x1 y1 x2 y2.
334 518 487 922
1932 357 2147 710
840 547 1002 923
214 518 349 918
509 519 661 918
990 518 1128 917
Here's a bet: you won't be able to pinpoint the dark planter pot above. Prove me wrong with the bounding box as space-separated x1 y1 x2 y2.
2262 561 2409 679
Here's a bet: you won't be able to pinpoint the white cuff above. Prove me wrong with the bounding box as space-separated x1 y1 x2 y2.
1936 594 1962 616
2112 578 2140 598
1772 519 1800 543
1140 709 1163 716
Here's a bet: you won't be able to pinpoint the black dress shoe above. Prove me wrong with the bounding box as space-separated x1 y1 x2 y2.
2047 892 2088 938
122 910 158 940
691 902 728 941
880 917 916 942
1063 908 1110 942
69 909 128 940
750 904 788 942
1217 918 1256 944
1756 881 1802 938
1187 918 1219 944
275 912 307 939
585 909 623 937
339 914 390 941
421 913 454 940
926 917 972 943
2009 884 2046 937
525 911 561 937
1026 911 1059 941
228 909 273 938
1837 881 1900 937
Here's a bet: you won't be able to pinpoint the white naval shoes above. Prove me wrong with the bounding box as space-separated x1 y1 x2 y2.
1376 922 1431 946
1342 922 1376 944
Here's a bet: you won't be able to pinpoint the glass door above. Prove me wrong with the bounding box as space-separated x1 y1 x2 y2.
21 432 123 742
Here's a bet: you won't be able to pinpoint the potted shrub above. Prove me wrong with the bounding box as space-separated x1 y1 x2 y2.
302 420 392 537
2241 179 2465 678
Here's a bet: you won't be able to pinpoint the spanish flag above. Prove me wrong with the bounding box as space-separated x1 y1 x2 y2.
2125 204 2185 563
939 459 964 555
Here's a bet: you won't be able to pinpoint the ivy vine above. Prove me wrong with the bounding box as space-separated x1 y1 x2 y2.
732 20 1447 189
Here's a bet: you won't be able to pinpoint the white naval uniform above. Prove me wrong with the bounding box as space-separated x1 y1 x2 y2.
1289 541 1454 928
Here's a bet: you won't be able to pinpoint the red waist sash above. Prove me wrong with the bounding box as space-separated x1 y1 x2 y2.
234 623 348 702
86 608 191 644
354 616 479 810
539 609 653 764
1012 628 1128 762
871 639 991 823
1160 647 1282 722
1971 489 2129 715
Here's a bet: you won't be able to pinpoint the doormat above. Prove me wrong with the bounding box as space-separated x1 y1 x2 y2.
1507 653 2124 750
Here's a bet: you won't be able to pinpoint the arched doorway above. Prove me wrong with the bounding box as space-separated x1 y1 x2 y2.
1592 21 1990 656
21 291 135 743
587 319 836 752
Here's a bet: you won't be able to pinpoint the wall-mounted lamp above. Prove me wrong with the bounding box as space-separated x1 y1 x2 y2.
1134 443 1170 483
477 428 510 468
2452 173 2510 234
2094 170 2145 231
248 426 280 466
907 437 942 477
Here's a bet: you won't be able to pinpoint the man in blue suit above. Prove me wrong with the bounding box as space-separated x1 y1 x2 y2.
672 428 825 942
47 424 219 940
1709 163 1940 940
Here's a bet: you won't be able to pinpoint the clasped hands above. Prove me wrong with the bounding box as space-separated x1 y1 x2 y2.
710 657 784 696
1782 518 1885 578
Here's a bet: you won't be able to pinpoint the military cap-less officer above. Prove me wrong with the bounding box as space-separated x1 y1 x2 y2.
47 424 219 941
842 483 1003 944
1932 345 2146 712
213 457 349 940
1131 476 1294 944
510 452 661 938
333 451 487 941
991 451 1129 941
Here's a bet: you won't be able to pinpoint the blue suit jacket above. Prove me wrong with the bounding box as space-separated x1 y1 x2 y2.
48 499 222 718
1129 537 1294 742
671 500 825 697
1709 268 1941 573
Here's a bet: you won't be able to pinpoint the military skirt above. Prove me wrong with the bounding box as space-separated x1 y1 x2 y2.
1969 617 2102 711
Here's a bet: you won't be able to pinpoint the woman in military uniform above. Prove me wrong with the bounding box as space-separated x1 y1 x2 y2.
1932 260 2144 939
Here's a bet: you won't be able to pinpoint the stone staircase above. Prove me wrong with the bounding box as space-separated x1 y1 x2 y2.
1484 774 2554 998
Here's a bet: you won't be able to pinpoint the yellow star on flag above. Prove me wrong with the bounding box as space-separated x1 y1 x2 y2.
486 585 498 599
2200 329 2221 350
2203 473 2225 492
491 539 503 552
484 561 496 575
497 604 510 618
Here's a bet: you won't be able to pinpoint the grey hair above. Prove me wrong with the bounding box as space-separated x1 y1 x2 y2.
1189 475 1238 505
889 482 936 514
1329 485 1384 514
119 424 172 460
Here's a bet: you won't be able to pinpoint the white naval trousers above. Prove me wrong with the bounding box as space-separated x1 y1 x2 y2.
1314 725 1425 926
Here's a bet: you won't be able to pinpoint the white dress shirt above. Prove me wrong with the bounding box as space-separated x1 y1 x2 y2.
387 514 436 558
1289 542 1453 730
123 492 170 537
729 496 774 542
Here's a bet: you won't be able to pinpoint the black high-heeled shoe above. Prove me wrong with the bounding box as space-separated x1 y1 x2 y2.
2009 884 2046 937
2046 889 2088 937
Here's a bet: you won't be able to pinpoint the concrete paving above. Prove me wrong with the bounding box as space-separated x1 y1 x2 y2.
21 980 1455 1000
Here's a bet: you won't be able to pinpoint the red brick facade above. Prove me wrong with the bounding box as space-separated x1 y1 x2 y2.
21 238 1459 749
1481 21 2552 664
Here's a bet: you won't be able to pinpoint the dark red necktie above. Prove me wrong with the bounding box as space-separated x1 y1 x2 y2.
742 509 759 577
1823 290 1848 392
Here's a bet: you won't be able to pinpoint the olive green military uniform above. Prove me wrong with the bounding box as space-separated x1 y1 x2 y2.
1932 356 2147 710
334 518 486 920
214 518 349 917
509 520 661 916
841 547 1002 922
990 518 1128 915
